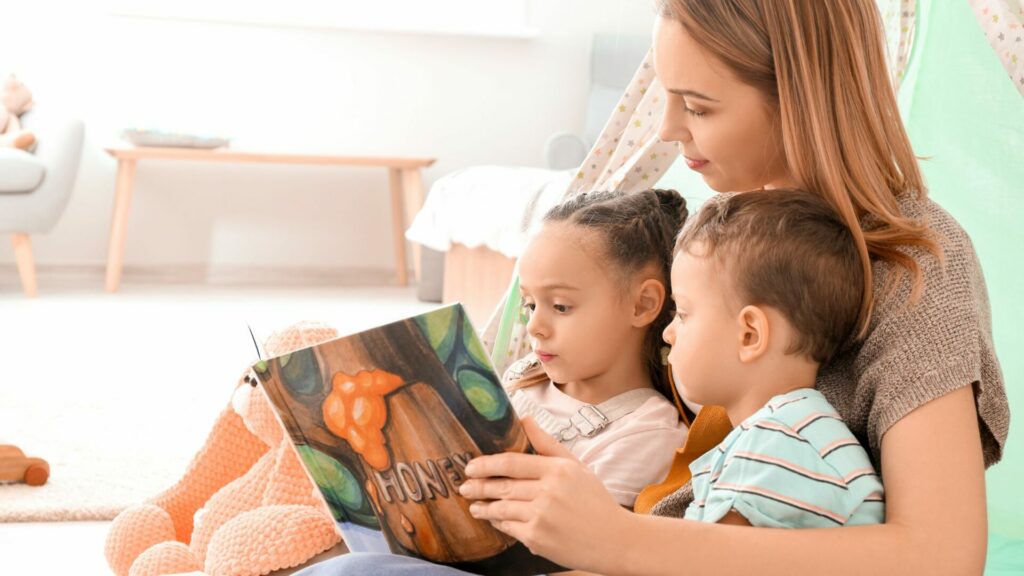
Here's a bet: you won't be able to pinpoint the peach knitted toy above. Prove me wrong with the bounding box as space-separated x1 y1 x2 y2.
104 322 343 576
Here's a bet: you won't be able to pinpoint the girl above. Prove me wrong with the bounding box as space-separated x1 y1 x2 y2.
504 188 689 510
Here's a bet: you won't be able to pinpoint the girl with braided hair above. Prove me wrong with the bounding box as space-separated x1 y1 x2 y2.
498 188 690 510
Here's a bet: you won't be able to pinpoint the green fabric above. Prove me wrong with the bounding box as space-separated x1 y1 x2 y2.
986 532 1024 575
901 0 1024 538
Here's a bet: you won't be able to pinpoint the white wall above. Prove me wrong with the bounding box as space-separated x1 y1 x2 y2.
0 1 656 276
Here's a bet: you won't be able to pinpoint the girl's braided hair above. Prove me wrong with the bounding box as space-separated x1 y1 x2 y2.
538 188 688 403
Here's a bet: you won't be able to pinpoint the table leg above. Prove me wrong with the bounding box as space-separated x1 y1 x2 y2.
401 167 426 284
105 159 137 293
388 167 409 286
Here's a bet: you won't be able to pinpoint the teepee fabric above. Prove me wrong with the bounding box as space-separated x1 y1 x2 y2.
969 0 1024 97
878 0 919 88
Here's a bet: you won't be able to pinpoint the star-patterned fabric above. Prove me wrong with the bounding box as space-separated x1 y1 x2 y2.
878 0 918 88
969 0 1024 97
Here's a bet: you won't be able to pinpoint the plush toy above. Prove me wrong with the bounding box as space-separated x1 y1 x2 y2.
104 322 344 576
0 74 36 150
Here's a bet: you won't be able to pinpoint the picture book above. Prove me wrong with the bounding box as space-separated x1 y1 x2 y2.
254 303 562 576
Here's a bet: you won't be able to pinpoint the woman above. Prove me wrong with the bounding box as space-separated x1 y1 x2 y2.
298 1 1009 574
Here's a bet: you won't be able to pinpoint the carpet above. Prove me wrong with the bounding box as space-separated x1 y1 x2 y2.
0 284 431 522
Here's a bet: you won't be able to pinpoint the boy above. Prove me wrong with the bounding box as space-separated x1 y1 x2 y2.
663 190 884 528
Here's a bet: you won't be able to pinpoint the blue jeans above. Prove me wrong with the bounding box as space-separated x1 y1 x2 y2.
292 553 477 575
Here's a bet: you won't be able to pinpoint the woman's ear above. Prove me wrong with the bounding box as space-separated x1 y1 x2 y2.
736 305 770 363
632 278 667 328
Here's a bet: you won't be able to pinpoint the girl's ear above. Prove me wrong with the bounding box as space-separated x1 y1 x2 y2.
737 305 770 363
632 278 666 328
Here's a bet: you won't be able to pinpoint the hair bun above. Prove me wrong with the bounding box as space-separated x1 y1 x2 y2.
651 188 688 228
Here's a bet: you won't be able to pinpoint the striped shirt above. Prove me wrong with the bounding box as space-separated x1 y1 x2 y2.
684 389 885 528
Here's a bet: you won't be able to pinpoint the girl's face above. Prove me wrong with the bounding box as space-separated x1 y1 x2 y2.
518 224 638 386
653 16 795 193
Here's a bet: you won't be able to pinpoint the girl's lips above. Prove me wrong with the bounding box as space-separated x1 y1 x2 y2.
685 157 710 170
536 351 557 363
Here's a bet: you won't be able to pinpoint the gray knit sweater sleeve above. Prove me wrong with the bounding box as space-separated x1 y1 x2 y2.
816 196 1009 471
651 194 1010 518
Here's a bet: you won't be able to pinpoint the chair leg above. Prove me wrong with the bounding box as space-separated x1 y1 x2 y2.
11 233 38 297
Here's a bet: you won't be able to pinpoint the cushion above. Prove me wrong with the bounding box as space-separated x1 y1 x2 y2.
0 148 46 194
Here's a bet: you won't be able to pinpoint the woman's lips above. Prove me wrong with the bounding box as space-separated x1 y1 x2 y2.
685 156 710 170
536 351 557 363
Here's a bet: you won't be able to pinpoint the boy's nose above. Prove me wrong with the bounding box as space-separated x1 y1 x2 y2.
662 322 675 345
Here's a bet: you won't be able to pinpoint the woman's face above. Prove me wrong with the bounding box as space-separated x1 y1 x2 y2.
653 17 794 193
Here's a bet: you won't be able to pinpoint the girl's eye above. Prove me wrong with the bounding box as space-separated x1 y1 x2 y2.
521 300 536 312
675 312 687 323
684 106 705 118
553 304 571 313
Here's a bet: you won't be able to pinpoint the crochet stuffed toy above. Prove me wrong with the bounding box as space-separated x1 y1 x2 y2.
104 322 343 576
0 74 36 150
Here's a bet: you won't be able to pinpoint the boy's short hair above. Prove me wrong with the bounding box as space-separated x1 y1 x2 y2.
675 190 863 365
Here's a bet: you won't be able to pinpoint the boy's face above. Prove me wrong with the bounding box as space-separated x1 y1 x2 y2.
518 224 637 386
663 250 744 408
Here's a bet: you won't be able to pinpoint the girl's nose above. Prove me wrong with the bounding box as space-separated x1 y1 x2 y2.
527 311 546 339
662 321 675 345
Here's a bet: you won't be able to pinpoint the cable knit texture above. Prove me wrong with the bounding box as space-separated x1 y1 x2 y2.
104 321 343 576
651 193 1010 518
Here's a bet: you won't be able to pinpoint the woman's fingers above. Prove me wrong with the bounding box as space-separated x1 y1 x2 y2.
468 498 534 523
459 477 541 500
465 451 556 479
465 417 578 480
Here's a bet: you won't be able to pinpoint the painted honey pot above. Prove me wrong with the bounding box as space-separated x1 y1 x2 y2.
257 304 533 566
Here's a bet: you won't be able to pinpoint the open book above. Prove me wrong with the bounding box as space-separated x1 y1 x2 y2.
254 303 562 576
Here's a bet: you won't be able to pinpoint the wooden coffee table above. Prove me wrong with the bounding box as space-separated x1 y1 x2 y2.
103 146 435 292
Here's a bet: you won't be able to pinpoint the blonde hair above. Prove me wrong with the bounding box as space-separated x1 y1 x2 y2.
658 0 940 336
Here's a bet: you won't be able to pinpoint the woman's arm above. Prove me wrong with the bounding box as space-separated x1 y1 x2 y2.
463 386 987 576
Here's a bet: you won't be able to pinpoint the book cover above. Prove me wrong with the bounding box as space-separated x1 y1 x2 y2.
254 303 562 576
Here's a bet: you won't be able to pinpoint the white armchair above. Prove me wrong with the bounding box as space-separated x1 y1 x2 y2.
0 110 84 296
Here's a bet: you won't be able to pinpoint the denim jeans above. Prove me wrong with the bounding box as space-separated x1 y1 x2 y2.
292 553 478 575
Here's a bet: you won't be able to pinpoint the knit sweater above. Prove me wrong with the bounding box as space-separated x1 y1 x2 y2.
651 193 1010 518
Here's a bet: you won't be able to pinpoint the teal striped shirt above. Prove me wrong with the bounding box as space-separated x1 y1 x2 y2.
685 388 885 528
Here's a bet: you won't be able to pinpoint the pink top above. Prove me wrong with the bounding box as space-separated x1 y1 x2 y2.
513 382 688 507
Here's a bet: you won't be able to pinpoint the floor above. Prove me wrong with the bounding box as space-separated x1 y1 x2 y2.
0 274 436 574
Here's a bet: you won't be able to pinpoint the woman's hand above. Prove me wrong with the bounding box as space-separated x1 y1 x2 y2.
459 417 633 571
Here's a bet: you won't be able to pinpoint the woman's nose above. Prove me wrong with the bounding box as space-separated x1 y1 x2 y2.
659 105 691 144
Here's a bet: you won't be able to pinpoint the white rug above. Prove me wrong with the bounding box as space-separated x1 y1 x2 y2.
0 283 433 522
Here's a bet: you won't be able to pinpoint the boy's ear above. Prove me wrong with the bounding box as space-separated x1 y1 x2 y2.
737 305 770 363
632 278 666 328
